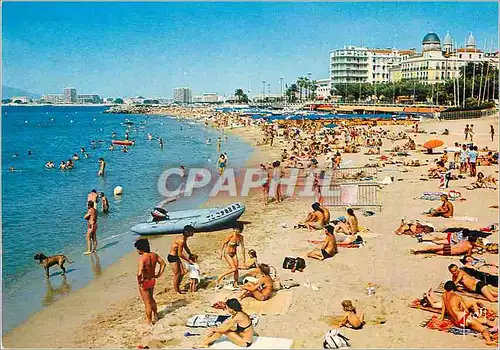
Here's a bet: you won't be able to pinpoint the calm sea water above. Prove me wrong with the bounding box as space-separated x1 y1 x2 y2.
1 105 253 332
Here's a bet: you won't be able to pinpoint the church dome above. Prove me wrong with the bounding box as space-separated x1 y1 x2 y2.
422 32 441 44
443 31 452 46
466 33 476 48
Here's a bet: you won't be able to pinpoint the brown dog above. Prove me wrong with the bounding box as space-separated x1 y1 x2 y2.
34 253 73 278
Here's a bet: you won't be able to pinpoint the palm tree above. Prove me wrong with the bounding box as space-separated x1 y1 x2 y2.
309 80 318 100
297 76 307 101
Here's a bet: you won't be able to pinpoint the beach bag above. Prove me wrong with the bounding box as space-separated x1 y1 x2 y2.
323 329 350 349
282 257 306 271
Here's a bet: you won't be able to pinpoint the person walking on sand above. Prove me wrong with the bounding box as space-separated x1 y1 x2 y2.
135 238 166 325
98 157 106 176
490 125 495 142
217 137 222 153
469 124 474 143
84 201 98 254
270 160 283 203
216 222 245 289
167 225 195 294
440 281 497 346
468 145 478 177
464 124 469 140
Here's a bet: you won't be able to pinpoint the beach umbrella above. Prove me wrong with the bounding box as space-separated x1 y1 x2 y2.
423 139 444 149
324 123 338 129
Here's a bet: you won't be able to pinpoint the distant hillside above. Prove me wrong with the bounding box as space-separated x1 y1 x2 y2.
2 85 41 99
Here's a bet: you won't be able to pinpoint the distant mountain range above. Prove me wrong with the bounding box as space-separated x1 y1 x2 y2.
2 85 41 99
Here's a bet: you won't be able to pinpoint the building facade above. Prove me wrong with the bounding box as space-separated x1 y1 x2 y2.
330 46 416 85
77 94 101 104
399 32 498 84
173 87 192 103
41 94 64 104
63 88 77 103
315 78 331 99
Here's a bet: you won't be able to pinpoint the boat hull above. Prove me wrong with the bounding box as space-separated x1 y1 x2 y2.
130 202 245 235
112 140 135 146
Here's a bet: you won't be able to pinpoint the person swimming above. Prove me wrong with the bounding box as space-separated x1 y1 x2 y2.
45 161 55 169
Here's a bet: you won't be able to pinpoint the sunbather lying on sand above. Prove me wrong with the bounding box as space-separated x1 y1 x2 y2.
426 194 454 218
449 264 498 302
417 228 470 245
295 202 329 230
394 219 434 236
410 235 475 256
440 281 497 346
466 172 498 190
427 161 447 179
422 288 497 319
460 256 499 276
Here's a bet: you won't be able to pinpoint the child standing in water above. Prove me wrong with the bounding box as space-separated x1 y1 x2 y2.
338 300 365 329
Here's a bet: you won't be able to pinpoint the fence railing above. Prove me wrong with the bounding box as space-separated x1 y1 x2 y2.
440 108 498 120
319 182 382 211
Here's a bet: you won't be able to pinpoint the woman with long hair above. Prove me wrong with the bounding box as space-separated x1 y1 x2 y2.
134 238 166 325
216 222 245 289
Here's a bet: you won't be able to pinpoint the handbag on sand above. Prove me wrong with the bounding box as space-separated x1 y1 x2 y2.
323 329 350 349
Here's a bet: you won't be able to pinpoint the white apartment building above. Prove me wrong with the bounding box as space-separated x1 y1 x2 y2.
77 94 101 104
41 94 64 104
330 45 415 85
173 87 192 103
63 87 77 103
315 78 331 99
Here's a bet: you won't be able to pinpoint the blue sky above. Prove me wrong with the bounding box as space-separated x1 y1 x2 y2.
2 1 498 98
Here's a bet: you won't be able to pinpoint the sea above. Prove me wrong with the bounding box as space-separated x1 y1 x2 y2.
1 105 253 333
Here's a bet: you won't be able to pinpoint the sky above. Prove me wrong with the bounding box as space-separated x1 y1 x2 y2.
2 1 498 98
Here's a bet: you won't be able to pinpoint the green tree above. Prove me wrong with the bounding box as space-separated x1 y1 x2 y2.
114 98 124 104
234 89 249 103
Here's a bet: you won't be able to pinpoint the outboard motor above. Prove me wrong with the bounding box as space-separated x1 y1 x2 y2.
151 207 169 222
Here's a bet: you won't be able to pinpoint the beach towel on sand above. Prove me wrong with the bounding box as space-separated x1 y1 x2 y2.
410 299 496 319
421 315 498 340
209 336 295 349
211 290 294 315
186 314 259 328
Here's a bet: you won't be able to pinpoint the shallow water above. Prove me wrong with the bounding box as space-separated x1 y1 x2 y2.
1 105 252 332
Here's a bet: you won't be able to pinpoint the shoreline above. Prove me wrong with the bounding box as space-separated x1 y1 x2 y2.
3 110 498 348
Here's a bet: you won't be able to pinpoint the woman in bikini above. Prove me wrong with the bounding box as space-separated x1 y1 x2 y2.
134 238 166 325
194 298 254 348
270 160 283 203
216 223 245 288
239 263 274 301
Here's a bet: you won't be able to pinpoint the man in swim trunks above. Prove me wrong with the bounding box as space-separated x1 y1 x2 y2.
307 225 338 260
411 235 474 256
440 281 496 345
296 202 327 230
427 194 454 218
449 264 498 302
167 225 195 294
84 201 98 254
87 189 98 208
100 192 109 213
98 158 106 176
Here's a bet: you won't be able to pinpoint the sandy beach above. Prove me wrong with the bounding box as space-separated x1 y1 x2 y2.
3 112 498 349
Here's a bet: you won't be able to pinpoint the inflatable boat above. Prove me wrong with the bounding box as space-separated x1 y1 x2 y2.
130 202 245 235
112 140 135 146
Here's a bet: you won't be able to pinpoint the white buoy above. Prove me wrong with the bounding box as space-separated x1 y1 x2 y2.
114 186 123 196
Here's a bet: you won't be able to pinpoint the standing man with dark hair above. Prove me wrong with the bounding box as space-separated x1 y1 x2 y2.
167 225 195 294
84 201 98 254
440 281 496 345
